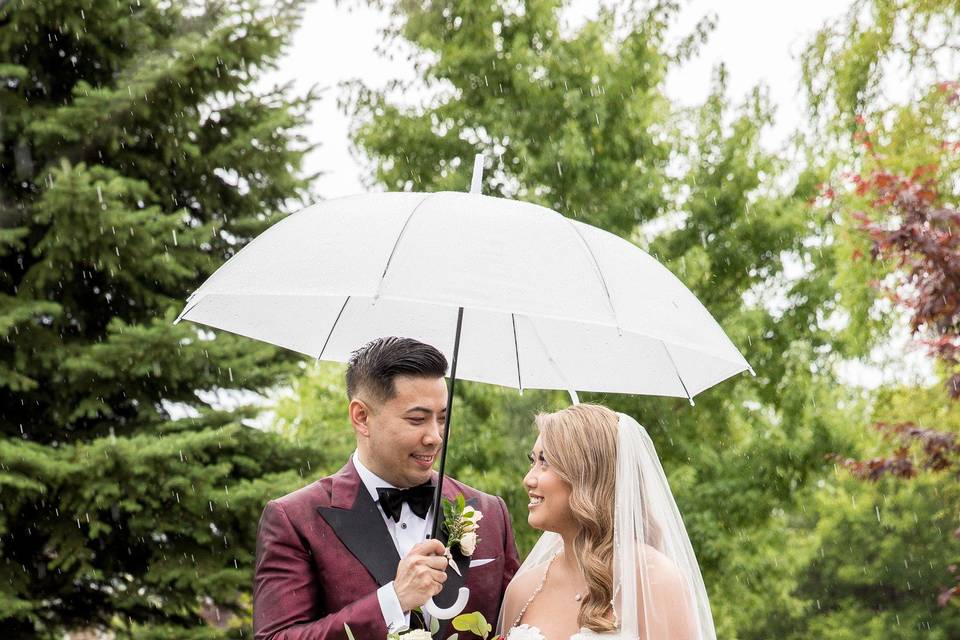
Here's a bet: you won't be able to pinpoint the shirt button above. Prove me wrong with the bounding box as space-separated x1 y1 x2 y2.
400 523 407 529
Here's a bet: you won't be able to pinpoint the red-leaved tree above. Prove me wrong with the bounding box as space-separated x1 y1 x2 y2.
828 121 960 604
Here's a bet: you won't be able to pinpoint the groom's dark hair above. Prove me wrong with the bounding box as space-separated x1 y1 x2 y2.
346 337 448 405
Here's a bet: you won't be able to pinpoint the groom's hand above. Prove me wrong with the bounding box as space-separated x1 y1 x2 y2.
394 539 448 612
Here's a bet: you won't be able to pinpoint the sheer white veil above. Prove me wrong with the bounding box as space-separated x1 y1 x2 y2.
499 412 716 640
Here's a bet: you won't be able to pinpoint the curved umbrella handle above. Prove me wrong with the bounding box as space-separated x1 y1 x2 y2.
423 587 470 620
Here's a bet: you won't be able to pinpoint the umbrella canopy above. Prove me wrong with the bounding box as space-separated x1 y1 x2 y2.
176 190 751 400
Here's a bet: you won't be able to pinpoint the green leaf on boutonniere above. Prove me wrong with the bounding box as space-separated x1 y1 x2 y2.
430 614 441 635
442 496 465 546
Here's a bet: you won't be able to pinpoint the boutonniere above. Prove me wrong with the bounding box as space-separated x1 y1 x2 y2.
441 494 483 575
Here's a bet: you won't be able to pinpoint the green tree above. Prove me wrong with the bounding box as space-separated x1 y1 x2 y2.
773 382 960 640
801 0 960 134
613 71 851 638
0 1 321 637
347 0 714 236
802 0 960 615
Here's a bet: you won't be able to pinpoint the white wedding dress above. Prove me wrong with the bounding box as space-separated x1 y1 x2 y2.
569 629 626 640
506 625 624 640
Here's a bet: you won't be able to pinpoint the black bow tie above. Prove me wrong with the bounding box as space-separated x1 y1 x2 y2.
376 482 435 522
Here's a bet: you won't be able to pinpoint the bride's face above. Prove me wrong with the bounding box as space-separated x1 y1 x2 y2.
524 435 574 534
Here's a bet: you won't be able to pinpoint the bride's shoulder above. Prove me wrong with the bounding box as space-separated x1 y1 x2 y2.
505 562 548 598
639 543 672 565
638 544 687 591
501 561 550 628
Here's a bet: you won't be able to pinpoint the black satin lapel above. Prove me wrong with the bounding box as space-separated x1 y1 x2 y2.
317 488 400 588
433 498 478 638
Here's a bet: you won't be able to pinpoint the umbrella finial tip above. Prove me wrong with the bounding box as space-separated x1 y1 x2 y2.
470 154 484 194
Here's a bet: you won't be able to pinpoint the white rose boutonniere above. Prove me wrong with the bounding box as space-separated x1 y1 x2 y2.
459 531 478 556
441 494 483 575
461 505 483 532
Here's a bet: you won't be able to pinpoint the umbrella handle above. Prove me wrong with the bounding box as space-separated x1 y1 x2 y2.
423 588 470 620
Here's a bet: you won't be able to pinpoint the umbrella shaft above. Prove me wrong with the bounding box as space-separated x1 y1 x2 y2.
431 306 464 539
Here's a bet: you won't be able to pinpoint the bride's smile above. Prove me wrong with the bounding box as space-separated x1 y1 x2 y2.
523 436 574 535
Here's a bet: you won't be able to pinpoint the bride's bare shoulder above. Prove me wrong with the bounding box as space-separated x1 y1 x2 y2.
501 563 549 628
506 563 547 598
635 545 697 639
639 544 687 589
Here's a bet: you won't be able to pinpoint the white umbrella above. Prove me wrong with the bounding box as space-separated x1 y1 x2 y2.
176 176 750 400
176 156 752 618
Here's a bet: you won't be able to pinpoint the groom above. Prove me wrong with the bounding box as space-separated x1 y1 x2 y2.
254 337 521 640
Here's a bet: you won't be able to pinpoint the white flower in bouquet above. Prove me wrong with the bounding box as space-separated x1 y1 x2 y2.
459 531 478 555
399 629 433 640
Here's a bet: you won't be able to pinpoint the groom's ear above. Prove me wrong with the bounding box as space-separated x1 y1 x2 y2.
349 398 372 437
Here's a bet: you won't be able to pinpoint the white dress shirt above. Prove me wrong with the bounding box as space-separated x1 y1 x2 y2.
353 451 435 632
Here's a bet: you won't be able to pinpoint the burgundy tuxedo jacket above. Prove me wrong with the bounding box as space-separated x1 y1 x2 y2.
253 459 521 640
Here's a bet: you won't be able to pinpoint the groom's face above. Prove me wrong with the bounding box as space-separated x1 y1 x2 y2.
353 374 448 488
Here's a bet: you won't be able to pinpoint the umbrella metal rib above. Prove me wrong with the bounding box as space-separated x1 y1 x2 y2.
317 296 351 361
564 218 621 333
660 340 695 406
510 313 522 392
374 193 433 300
523 314 581 405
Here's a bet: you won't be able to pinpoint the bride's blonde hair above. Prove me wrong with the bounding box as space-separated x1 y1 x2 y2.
536 403 621 632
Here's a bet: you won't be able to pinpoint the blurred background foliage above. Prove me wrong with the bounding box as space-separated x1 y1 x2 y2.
2 0 959 637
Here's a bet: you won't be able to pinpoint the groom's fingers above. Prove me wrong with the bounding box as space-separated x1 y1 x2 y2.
415 539 447 557
414 540 448 573
394 540 451 610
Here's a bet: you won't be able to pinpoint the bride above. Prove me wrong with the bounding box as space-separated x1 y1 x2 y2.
497 404 716 640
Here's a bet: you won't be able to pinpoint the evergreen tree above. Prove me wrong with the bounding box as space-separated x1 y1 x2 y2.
0 1 321 637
